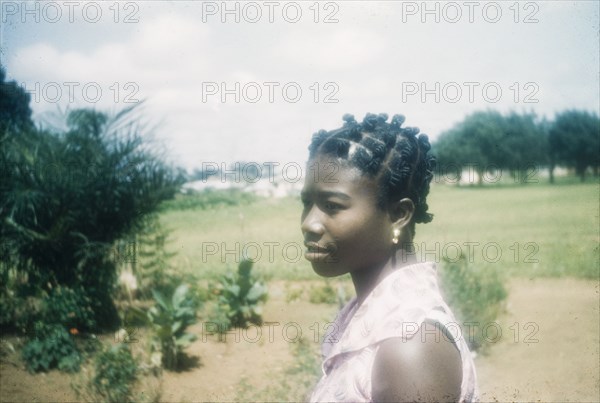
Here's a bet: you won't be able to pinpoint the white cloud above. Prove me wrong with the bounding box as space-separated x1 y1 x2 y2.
278 28 387 71
12 13 211 86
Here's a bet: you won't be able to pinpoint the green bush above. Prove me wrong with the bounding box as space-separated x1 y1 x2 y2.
285 284 304 303
91 344 137 403
0 255 44 333
212 259 268 330
308 281 337 304
1 98 184 331
160 188 257 212
147 284 198 370
21 322 81 373
1 295 43 334
44 286 97 332
438 255 508 351
19 286 100 374
0 293 14 326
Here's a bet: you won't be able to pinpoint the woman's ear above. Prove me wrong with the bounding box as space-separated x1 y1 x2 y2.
388 198 415 229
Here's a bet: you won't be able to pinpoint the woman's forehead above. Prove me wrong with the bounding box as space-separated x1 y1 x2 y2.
306 155 359 181
303 155 378 195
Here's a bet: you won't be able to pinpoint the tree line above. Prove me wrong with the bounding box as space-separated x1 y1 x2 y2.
433 109 599 184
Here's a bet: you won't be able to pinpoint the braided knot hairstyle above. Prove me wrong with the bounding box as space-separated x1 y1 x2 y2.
308 113 436 234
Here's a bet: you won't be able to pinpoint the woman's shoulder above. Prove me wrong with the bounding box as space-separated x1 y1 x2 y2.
372 321 463 402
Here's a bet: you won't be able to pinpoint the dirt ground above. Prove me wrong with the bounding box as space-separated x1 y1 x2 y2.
476 277 599 402
1 277 599 402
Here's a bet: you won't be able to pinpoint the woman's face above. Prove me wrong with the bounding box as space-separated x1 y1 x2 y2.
300 154 394 277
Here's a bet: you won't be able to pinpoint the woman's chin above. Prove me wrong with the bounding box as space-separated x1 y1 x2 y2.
310 261 344 278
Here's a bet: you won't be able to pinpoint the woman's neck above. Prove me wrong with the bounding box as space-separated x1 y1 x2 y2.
350 248 418 305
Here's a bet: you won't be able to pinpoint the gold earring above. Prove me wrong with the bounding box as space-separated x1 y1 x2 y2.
392 228 400 245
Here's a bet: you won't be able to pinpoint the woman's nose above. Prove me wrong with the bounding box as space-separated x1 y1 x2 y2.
301 207 325 236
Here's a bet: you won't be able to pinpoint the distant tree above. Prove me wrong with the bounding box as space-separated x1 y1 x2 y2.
433 127 470 184
434 110 508 185
1 102 184 329
190 161 262 184
434 110 547 185
0 66 34 133
191 166 218 181
548 110 600 182
501 112 546 183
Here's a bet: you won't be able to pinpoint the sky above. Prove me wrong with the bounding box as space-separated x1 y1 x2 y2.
1 0 599 171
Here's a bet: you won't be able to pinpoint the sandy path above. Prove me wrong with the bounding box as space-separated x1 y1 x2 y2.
476 277 600 402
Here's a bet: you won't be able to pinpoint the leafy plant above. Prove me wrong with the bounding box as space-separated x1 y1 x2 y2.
213 259 268 330
438 254 508 351
91 344 137 403
71 340 162 403
124 214 179 299
147 284 198 370
308 281 337 304
285 284 304 303
21 321 81 373
0 293 43 335
44 286 97 331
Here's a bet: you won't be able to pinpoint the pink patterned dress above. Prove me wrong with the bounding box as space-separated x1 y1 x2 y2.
309 262 479 402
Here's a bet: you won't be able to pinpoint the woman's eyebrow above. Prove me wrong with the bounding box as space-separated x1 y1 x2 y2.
318 191 351 200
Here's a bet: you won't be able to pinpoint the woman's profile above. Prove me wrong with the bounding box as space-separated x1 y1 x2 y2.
301 113 479 402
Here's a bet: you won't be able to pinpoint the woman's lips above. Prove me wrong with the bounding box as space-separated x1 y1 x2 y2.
304 241 335 262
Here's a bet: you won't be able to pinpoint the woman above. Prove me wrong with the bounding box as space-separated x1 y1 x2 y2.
301 113 478 402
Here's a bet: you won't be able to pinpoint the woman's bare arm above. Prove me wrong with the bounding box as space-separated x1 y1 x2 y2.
372 321 463 402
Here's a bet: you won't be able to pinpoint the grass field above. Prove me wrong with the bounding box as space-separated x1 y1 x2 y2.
160 180 599 281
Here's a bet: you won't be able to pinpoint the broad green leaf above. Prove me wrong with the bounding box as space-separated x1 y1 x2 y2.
151 289 170 311
175 333 197 347
238 258 253 275
246 283 267 302
172 284 189 308
227 284 241 297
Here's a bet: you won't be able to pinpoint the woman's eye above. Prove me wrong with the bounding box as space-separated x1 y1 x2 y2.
324 201 341 211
